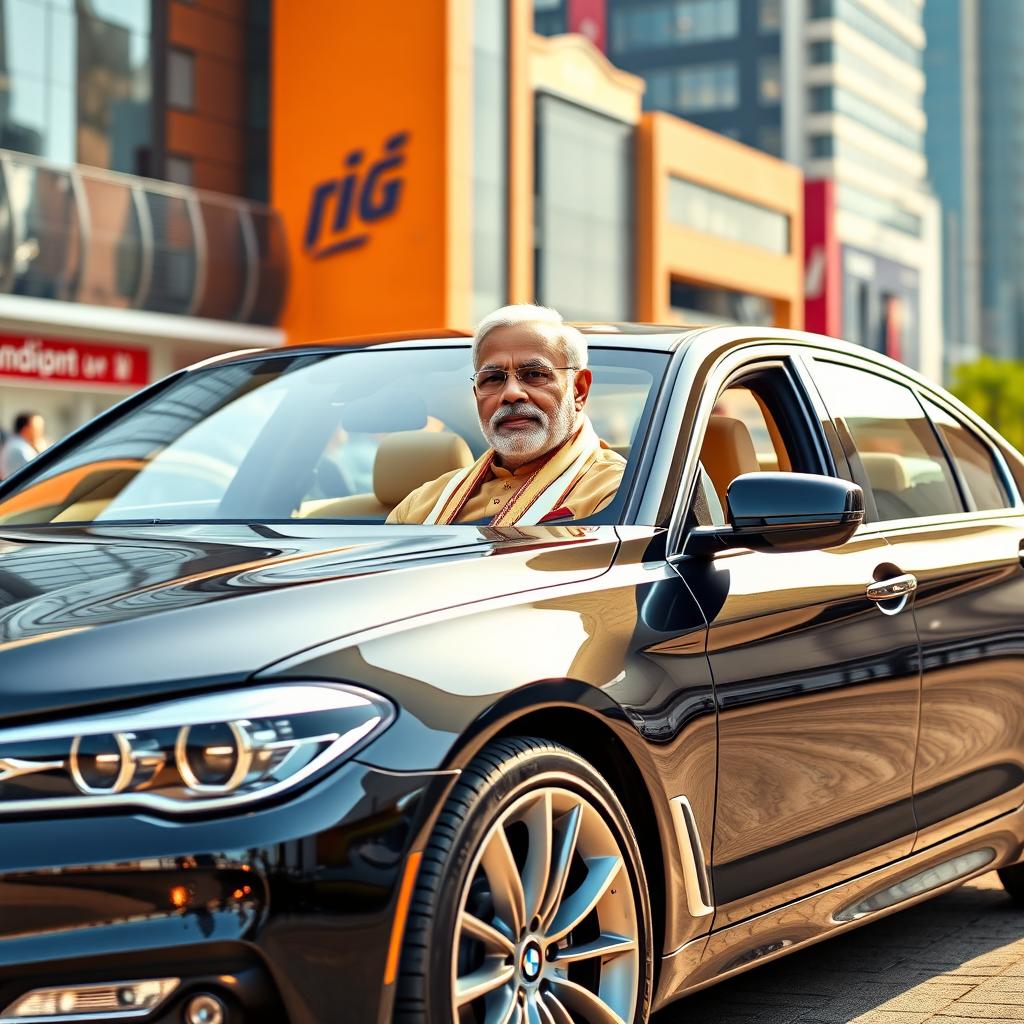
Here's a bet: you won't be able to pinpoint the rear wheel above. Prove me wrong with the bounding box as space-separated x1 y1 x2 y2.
395 736 653 1023
998 862 1024 904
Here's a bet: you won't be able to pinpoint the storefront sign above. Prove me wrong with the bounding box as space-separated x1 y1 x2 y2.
0 335 150 388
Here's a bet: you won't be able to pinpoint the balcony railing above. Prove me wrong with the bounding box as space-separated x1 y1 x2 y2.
0 150 288 326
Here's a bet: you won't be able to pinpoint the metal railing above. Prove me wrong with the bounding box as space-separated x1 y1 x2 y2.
0 150 288 326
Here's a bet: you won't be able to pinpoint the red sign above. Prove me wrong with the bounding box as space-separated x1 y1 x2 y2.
804 179 842 338
0 335 150 388
568 0 607 52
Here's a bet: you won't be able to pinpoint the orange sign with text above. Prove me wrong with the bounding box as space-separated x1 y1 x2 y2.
272 0 472 345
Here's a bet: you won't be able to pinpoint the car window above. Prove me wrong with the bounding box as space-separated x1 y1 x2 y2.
0 346 667 526
694 367 809 527
921 397 1013 512
812 360 963 522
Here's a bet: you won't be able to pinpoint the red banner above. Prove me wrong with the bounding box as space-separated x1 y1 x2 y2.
0 335 150 388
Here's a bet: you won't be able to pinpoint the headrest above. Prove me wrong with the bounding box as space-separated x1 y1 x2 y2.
373 431 474 506
700 415 761 508
859 452 910 494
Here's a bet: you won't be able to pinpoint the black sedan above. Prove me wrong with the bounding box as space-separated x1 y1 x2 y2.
0 325 1022 1024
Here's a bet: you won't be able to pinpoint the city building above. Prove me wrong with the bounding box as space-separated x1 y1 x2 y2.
545 0 941 379
0 0 804 445
925 0 1024 365
273 0 803 345
0 0 283 441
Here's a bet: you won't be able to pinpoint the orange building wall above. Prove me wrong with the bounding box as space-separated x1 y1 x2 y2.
165 0 246 195
636 112 804 329
272 0 473 344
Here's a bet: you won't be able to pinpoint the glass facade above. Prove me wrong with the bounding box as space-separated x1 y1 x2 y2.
670 279 774 325
610 0 739 50
978 0 1024 358
808 40 920 108
605 0 781 159
0 0 154 176
810 86 924 153
471 0 508 322
809 0 921 67
668 177 790 253
535 94 633 321
0 150 287 323
645 63 739 114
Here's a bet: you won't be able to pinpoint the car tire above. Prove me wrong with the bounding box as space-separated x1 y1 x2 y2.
998 863 1024 905
394 736 653 1023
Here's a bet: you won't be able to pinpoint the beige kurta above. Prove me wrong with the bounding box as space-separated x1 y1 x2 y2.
387 445 626 524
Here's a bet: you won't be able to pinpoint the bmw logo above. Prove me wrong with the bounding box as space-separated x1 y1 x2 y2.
521 943 542 981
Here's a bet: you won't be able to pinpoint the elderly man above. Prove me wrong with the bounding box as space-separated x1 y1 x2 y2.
387 304 625 525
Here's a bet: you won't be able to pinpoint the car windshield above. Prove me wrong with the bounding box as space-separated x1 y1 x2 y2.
0 344 667 526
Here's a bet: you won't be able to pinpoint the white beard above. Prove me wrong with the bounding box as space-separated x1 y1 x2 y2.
481 391 578 465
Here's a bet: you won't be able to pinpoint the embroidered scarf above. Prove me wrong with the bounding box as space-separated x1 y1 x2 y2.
424 417 603 526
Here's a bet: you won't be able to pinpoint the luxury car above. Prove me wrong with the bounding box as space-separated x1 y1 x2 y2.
0 325 1022 1024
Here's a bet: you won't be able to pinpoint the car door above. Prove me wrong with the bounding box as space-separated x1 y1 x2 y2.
671 349 922 929
812 361 1024 850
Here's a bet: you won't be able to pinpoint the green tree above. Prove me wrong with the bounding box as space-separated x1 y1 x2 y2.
949 357 1024 452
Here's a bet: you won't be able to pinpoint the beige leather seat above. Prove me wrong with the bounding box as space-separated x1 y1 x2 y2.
303 431 473 518
859 452 910 495
700 415 760 510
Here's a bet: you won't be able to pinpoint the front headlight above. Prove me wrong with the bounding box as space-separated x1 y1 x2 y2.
0 683 393 815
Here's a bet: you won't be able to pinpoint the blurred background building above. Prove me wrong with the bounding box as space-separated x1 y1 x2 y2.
0 0 1010 446
0 0 284 441
535 0 941 380
925 0 1024 367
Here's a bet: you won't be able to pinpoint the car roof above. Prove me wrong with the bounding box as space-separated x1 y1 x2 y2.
185 323 927 389
187 324 705 372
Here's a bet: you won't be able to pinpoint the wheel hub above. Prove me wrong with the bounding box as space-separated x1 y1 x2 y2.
519 940 543 983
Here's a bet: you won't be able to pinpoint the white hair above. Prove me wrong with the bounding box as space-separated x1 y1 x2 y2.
472 303 588 370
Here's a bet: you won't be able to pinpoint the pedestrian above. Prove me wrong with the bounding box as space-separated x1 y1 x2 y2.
0 411 46 479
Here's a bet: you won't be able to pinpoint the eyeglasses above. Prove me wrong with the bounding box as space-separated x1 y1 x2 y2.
470 366 578 395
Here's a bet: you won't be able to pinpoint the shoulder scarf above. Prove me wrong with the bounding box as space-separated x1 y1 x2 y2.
424 417 603 526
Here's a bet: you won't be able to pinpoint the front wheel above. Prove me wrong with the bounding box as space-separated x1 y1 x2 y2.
395 737 653 1023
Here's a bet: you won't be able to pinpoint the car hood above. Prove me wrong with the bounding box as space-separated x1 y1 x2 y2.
0 522 619 720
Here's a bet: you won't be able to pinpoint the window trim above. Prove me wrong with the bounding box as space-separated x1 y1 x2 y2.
667 348 834 559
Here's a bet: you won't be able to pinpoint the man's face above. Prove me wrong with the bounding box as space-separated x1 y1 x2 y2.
474 324 592 467
22 415 44 449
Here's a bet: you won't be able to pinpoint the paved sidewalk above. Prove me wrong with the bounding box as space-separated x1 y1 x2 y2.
655 871 1024 1024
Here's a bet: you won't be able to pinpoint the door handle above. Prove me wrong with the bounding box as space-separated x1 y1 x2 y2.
866 573 918 602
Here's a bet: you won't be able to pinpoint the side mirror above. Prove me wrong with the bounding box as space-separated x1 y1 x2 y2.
687 472 864 556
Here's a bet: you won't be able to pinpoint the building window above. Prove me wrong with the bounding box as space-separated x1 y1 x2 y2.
670 280 775 325
809 134 834 157
810 0 921 67
758 124 782 156
610 0 738 52
759 0 782 31
472 0 508 321
676 63 739 112
810 85 924 152
837 183 923 236
668 177 790 253
535 94 633 321
759 56 781 104
809 40 832 65
165 154 193 185
167 47 195 111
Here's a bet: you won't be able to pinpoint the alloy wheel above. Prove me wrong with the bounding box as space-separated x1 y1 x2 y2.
451 785 641 1024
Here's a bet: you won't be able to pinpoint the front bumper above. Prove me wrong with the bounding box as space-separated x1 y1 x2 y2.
0 760 457 1024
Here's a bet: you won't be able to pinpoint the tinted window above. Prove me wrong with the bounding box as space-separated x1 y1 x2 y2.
0 346 666 526
813 360 962 522
921 397 1012 512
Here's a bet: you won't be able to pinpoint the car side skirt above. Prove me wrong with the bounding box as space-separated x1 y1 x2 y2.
654 803 1024 1011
